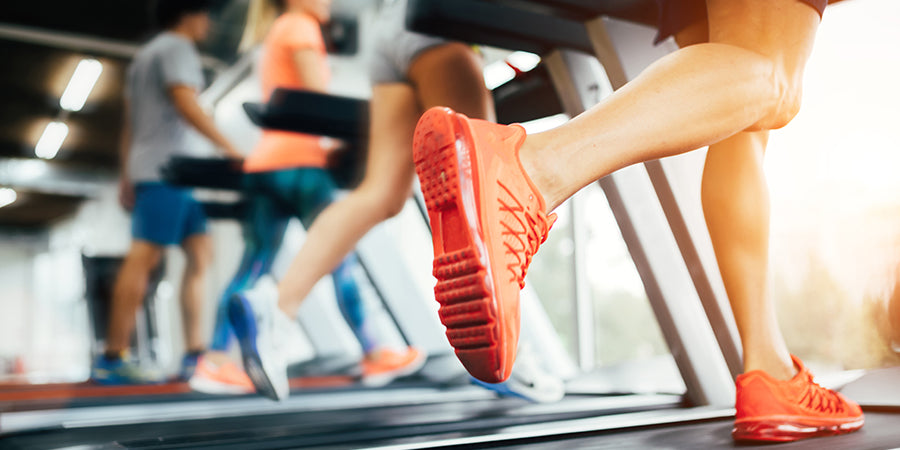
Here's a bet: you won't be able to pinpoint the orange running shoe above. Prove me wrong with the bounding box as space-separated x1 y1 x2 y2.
732 355 864 442
189 356 255 395
413 107 555 383
361 346 427 387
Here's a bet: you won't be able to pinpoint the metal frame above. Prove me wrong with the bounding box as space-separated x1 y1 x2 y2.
571 191 595 370
543 48 734 407
585 16 743 378
0 22 226 70
0 157 113 198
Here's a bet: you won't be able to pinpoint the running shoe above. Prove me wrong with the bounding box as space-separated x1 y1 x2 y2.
471 342 565 403
188 356 255 395
732 355 864 442
229 277 292 401
361 346 427 387
413 107 556 383
90 354 163 385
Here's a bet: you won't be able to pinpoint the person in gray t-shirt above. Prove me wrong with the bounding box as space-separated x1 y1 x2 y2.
93 0 242 385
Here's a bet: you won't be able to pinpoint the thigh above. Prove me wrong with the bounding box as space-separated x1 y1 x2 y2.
180 233 212 267
123 240 165 271
706 0 820 71
408 42 495 121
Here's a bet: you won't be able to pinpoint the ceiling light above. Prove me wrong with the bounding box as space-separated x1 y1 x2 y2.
483 60 516 90
60 59 103 112
35 121 69 159
507 51 541 72
0 188 17 209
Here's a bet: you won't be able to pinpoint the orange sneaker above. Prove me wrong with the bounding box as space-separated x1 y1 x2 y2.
732 355 864 442
361 347 427 387
189 356 255 395
413 107 555 383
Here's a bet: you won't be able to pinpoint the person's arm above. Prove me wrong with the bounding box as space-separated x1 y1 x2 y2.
168 85 243 159
292 49 328 93
118 99 135 211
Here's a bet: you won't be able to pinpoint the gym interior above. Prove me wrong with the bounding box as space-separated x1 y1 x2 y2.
1 0 899 448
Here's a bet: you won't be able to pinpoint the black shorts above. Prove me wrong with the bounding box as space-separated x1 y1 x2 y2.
654 0 828 44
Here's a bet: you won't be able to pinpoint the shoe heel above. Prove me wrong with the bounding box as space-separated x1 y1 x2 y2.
414 108 461 211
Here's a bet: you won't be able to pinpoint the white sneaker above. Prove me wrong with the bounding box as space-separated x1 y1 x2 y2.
473 343 565 403
229 276 292 401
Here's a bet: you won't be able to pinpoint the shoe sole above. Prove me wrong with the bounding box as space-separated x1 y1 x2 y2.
189 375 254 396
228 294 281 401
361 351 428 388
413 108 505 383
732 415 865 442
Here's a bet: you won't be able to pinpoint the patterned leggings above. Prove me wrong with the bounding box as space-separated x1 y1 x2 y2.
209 167 376 353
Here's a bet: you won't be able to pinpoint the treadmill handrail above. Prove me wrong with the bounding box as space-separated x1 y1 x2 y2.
406 0 594 54
243 88 370 141
497 0 658 27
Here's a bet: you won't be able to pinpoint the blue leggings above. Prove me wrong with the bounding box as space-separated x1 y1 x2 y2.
210 168 376 353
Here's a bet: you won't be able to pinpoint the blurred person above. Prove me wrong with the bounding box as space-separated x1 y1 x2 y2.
92 0 244 385
412 0 864 443
193 0 426 396
227 0 563 403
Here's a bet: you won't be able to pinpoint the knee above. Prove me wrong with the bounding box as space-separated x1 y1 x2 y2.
379 193 408 219
358 184 408 220
121 248 162 277
185 247 212 274
753 66 803 131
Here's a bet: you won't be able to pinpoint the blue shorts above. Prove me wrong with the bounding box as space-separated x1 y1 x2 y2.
132 182 207 246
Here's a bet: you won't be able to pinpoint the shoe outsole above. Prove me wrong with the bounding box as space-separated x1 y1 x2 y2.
229 294 281 401
732 416 865 442
413 107 505 383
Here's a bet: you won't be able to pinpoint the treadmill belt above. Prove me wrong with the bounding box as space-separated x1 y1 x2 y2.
488 411 900 450
0 395 676 449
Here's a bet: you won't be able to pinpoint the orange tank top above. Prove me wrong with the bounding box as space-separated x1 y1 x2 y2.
244 12 331 173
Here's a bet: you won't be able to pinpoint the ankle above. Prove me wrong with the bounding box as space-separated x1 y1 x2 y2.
519 134 556 212
275 288 295 318
364 349 384 362
204 351 230 366
744 354 797 381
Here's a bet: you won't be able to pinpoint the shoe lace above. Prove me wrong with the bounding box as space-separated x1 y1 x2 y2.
498 182 556 289
798 372 845 414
